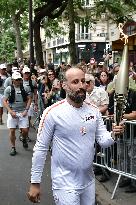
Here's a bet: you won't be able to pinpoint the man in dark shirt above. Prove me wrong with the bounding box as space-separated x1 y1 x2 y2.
118 89 136 193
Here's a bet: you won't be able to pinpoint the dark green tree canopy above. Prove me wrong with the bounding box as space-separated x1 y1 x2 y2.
94 0 136 24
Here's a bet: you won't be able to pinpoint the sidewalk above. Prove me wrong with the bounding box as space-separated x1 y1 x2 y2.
96 173 136 205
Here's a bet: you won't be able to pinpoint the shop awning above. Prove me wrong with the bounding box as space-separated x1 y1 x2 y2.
112 33 136 51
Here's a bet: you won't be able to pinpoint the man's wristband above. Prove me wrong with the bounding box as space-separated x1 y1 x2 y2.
25 108 29 111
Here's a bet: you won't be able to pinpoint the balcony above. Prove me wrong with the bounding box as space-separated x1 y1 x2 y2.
76 33 92 41
81 0 95 8
57 38 64 45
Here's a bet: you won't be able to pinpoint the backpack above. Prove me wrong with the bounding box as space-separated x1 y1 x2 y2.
29 79 34 92
0 74 8 87
0 77 3 87
8 84 28 104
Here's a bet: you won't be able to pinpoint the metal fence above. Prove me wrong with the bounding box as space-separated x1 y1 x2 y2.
32 93 44 131
94 117 136 199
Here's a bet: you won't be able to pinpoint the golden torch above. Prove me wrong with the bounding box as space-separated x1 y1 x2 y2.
114 23 129 125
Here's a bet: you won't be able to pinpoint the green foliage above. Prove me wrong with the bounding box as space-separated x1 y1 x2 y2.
123 0 136 9
0 0 29 61
0 26 16 62
0 0 28 16
34 0 47 9
20 12 29 49
42 17 66 38
94 0 136 24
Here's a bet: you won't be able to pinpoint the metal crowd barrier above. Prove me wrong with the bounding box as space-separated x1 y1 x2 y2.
94 116 136 199
32 93 44 131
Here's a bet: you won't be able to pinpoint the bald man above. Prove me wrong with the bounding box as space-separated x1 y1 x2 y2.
27 68 124 205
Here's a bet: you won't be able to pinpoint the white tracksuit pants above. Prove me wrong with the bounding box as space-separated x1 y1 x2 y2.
53 181 95 205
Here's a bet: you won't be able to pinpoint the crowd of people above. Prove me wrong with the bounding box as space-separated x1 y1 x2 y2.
0 59 136 204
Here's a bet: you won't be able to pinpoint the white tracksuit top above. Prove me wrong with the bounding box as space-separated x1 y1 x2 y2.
31 99 114 189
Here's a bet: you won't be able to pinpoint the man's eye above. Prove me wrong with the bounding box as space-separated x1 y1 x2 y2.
73 80 79 84
81 79 85 83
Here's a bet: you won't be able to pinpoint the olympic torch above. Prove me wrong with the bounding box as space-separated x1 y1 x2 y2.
114 24 129 125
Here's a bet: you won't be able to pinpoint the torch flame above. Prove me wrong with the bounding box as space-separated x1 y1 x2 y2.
118 23 128 44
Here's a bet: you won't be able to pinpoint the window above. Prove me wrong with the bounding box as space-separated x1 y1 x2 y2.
126 25 136 36
48 42 51 47
53 40 56 46
85 0 89 5
57 38 64 45
100 33 105 37
82 0 90 6
81 19 89 34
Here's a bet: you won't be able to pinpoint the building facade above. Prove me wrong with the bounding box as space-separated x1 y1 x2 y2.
44 0 110 66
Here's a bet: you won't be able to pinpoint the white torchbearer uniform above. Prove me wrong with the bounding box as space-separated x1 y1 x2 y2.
31 99 114 205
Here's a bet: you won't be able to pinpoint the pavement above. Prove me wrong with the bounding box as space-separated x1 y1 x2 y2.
95 171 136 205
0 111 55 205
1 111 136 205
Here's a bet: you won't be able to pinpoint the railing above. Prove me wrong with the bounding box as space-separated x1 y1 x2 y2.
76 33 92 41
32 93 45 131
94 117 136 199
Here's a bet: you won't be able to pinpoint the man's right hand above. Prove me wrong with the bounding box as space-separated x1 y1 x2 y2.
9 110 17 118
27 183 41 203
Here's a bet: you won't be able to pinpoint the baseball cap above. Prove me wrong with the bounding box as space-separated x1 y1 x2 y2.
98 62 104 66
39 69 46 73
12 72 22 80
12 67 19 73
22 66 30 73
0 63 7 69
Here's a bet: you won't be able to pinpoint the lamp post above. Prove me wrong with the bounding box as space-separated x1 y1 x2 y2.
29 0 34 68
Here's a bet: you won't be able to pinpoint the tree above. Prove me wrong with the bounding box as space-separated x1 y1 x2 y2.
67 0 77 65
0 19 16 62
0 0 28 62
33 0 68 66
94 0 136 24
63 0 97 65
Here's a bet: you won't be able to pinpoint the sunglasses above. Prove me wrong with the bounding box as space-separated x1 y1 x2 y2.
15 79 22 81
85 80 92 84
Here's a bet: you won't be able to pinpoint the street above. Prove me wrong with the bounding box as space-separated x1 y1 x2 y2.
0 112 55 205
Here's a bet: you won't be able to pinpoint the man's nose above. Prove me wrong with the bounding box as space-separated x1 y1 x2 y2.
79 81 85 88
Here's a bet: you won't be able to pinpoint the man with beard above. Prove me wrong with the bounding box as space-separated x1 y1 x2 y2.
27 67 124 205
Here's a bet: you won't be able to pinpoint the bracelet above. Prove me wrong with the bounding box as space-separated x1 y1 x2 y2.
25 108 29 111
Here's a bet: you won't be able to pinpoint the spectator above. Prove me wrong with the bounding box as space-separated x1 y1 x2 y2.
118 89 136 193
85 74 109 115
85 73 110 182
55 62 66 81
3 72 32 155
0 63 8 124
98 70 109 90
